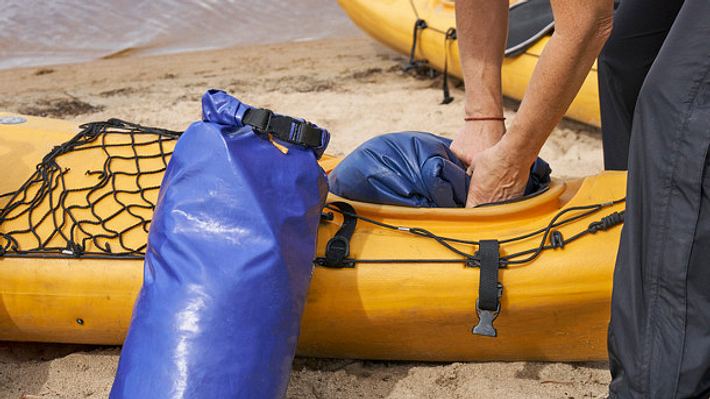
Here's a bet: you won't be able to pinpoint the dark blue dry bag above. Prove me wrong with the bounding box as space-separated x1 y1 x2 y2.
328 132 551 207
110 90 329 398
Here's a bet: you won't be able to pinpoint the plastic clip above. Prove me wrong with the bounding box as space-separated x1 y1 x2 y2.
324 236 351 268
550 230 565 248
472 283 503 337
249 108 274 133
62 241 84 258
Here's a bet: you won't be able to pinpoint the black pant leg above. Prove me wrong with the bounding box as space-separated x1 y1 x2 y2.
677 155 710 398
608 0 710 397
597 0 684 171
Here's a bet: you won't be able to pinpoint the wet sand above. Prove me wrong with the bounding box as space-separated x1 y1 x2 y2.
0 36 609 398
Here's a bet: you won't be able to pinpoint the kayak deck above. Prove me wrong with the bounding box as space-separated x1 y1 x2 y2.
0 115 625 361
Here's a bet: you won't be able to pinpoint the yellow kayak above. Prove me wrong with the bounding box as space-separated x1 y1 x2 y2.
338 0 601 127
0 114 624 361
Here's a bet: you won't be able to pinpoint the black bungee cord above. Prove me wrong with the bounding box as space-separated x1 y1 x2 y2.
320 198 625 268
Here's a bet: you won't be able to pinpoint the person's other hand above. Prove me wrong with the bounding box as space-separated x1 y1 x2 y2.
466 140 531 207
449 120 505 167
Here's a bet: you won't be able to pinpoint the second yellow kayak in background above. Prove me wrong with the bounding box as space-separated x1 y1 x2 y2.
338 0 601 127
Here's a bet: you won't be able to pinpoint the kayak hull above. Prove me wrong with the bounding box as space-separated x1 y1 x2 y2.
0 115 624 361
338 0 601 127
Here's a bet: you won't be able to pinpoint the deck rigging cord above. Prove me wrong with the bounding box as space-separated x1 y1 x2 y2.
315 192 625 337
0 119 180 259
315 198 625 268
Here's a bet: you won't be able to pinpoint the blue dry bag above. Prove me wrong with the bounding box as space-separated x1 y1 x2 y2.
328 132 551 207
110 90 329 398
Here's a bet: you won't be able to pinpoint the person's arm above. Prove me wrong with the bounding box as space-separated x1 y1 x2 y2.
465 0 614 207
449 0 508 166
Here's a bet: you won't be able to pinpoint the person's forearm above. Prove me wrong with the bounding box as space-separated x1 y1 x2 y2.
503 0 614 162
455 0 508 116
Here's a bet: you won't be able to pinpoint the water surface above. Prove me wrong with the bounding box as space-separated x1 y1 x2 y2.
0 0 358 69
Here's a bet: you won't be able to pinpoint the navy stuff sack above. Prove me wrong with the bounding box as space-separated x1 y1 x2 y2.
328 132 551 207
110 90 329 398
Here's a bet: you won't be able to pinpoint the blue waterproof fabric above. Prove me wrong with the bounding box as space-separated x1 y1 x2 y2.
328 132 551 207
110 90 329 399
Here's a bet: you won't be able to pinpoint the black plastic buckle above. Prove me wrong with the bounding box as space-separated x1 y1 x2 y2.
296 121 324 148
249 108 274 133
472 283 503 337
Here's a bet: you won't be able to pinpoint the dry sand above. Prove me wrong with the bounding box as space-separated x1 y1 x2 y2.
0 36 609 398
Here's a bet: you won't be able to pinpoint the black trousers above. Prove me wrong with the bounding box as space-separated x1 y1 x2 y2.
600 0 710 397
598 0 684 171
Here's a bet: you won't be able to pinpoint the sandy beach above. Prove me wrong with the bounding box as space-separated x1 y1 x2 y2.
0 36 609 398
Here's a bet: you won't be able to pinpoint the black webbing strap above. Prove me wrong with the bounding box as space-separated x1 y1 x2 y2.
242 107 323 149
319 202 357 268
441 27 456 105
472 240 503 337
405 19 428 70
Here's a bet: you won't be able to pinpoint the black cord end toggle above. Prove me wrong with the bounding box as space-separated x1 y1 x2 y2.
588 211 625 233
550 230 565 248
441 87 454 105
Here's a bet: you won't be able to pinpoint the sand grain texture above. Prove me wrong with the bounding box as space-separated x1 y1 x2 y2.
0 37 608 399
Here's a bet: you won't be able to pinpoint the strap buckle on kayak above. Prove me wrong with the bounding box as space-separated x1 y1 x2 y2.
473 284 503 337
472 240 503 337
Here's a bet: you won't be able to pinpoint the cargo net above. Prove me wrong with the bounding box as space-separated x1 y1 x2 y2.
0 119 181 259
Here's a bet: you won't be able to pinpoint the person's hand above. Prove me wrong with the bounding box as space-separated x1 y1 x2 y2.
449 120 506 167
466 139 532 207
